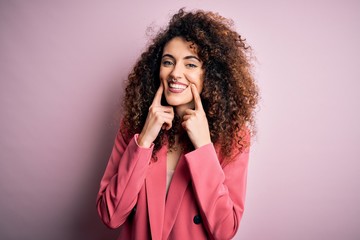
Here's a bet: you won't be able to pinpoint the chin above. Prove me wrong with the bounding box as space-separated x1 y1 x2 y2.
165 97 191 107
166 100 185 106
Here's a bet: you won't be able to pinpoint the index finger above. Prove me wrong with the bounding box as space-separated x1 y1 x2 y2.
152 84 163 106
190 84 203 110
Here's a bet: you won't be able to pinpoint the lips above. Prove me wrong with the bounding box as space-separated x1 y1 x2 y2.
168 81 188 93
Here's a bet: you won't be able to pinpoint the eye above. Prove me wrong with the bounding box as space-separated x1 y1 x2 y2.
162 60 174 66
186 63 197 68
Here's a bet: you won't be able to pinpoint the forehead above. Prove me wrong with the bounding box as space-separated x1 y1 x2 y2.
163 37 198 56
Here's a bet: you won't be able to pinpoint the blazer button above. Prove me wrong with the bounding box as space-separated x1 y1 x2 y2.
193 215 202 225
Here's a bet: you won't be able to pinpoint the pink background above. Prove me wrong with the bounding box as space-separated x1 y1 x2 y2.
1 0 359 239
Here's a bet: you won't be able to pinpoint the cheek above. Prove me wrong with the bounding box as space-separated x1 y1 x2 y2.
159 68 165 80
159 71 168 86
197 79 204 92
192 72 205 92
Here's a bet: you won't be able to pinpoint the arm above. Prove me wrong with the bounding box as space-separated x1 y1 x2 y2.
97 84 173 228
96 131 153 229
185 141 250 240
182 83 250 238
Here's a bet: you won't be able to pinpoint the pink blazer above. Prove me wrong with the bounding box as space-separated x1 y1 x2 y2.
96 131 249 240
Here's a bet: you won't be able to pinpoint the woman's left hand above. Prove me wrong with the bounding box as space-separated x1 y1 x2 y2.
182 84 212 149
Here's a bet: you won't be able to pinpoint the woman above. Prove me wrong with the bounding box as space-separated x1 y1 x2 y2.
97 8 258 240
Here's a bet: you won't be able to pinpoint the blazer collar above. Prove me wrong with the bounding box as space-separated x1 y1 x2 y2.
162 153 190 239
145 144 191 240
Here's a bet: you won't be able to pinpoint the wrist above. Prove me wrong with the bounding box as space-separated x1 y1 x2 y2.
138 133 152 148
194 139 211 149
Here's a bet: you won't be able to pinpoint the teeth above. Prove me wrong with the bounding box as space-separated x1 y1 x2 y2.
169 83 187 89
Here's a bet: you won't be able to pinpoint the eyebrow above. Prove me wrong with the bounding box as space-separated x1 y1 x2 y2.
162 54 201 62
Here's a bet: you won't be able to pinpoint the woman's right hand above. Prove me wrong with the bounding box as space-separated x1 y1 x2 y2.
138 84 174 148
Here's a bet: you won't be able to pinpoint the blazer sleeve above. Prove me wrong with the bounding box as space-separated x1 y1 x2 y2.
96 131 153 229
184 136 250 240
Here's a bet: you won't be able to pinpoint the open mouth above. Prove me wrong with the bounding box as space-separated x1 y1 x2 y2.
168 82 188 93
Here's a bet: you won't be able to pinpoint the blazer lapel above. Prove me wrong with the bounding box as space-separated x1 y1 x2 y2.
145 146 167 240
162 154 191 239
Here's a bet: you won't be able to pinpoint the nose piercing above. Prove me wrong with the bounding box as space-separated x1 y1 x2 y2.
170 78 177 83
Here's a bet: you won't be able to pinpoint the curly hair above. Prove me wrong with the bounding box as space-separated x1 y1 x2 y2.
121 8 258 164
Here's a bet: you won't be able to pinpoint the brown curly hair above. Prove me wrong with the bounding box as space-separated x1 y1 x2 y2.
121 8 258 164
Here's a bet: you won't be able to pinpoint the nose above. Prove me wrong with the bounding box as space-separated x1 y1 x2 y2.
170 63 183 80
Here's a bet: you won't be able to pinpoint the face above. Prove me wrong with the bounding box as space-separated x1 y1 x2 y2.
160 37 205 108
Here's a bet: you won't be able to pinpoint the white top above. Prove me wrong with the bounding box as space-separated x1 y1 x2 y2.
166 169 175 193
